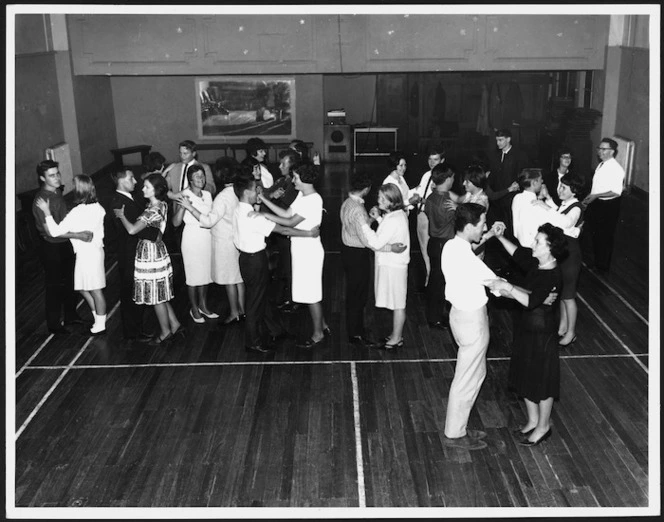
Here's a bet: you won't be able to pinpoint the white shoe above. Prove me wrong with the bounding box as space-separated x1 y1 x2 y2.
190 309 205 324
199 308 219 319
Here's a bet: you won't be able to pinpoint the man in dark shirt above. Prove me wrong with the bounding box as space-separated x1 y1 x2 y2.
424 164 457 329
31 160 90 334
105 168 161 342
486 128 528 235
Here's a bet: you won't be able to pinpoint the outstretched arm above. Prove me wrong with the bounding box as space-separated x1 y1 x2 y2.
113 205 148 235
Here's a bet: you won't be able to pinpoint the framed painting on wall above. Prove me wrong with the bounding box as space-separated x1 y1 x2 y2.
196 76 296 140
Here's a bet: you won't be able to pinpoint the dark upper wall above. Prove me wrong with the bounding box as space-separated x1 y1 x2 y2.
15 53 65 196
73 75 118 174
615 47 649 192
68 14 610 75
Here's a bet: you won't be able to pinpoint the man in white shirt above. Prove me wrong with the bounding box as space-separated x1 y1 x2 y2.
581 138 625 272
511 168 550 248
233 168 317 353
412 147 445 288
440 203 497 450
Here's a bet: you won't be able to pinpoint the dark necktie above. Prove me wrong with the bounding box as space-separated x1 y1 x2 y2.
180 164 188 191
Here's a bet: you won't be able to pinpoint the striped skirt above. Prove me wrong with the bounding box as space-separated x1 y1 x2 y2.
133 239 175 305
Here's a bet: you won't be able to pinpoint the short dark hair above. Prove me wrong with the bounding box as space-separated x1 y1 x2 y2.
293 162 319 184
143 151 166 173
454 202 486 232
378 183 405 212
495 128 512 138
600 137 618 155
36 159 59 183
111 168 133 187
246 137 268 157
427 147 446 159
559 173 586 197
463 164 488 190
289 139 309 159
144 173 169 201
233 167 256 200
73 174 98 205
349 171 372 193
186 164 206 185
518 168 543 190
538 223 569 262
279 149 300 171
213 156 239 187
431 163 455 185
179 140 197 152
387 151 407 171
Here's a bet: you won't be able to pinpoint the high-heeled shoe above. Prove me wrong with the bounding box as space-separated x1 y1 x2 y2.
171 326 186 338
199 308 220 319
239 313 246 322
558 335 577 347
190 309 205 324
519 428 552 447
323 327 331 337
296 336 326 349
382 338 404 350
148 332 173 346
222 315 241 325
512 426 535 437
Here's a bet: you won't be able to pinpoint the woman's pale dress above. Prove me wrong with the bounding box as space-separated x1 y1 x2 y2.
290 192 324 304
180 188 213 286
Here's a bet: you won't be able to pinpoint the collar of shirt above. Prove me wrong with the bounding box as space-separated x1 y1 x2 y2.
116 189 133 200
502 145 512 155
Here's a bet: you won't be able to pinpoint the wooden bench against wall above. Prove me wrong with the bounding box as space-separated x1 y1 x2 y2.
195 142 313 164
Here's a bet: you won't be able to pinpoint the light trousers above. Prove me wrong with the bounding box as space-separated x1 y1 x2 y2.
444 305 490 438
416 211 430 283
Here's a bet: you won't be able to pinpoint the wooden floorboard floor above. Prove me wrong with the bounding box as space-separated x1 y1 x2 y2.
9 160 655 513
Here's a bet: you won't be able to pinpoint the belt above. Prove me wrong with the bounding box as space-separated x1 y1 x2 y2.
239 248 265 256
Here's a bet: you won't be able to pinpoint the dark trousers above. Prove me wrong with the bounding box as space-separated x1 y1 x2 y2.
272 234 292 304
586 197 621 271
117 247 146 338
426 237 450 323
239 250 284 348
487 192 517 241
38 239 78 329
341 245 372 338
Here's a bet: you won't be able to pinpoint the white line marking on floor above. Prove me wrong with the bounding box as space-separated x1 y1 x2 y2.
581 262 648 325
577 293 649 374
350 362 366 508
15 336 95 440
21 352 647 372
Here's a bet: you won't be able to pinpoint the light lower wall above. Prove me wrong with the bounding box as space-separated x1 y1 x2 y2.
110 74 324 166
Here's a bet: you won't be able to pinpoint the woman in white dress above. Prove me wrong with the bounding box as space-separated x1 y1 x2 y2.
172 164 218 323
35 175 108 335
258 163 330 349
361 184 410 349
382 151 420 214
175 159 246 325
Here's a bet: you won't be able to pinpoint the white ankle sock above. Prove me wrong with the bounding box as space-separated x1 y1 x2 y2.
90 313 106 333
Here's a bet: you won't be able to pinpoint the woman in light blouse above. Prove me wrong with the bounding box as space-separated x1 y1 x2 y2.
382 151 420 214
362 183 410 349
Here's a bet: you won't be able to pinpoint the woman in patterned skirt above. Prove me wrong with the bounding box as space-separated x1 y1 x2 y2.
114 173 183 345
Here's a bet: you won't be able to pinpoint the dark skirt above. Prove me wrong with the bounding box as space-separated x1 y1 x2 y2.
508 307 560 402
560 236 582 300
133 239 174 305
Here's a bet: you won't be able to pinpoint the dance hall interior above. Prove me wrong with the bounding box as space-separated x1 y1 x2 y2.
7 7 659 518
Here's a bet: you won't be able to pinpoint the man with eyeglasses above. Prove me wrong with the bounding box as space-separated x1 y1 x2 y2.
581 138 625 273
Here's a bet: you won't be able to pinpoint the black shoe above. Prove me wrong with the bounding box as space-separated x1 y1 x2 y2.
296 337 325 349
48 326 70 335
428 321 449 330
148 333 173 346
382 338 404 350
512 426 535 437
245 344 275 354
519 428 552 447
323 327 331 337
276 300 293 311
348 335 380 349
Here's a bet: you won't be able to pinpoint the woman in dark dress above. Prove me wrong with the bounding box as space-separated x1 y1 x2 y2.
485 222 568 446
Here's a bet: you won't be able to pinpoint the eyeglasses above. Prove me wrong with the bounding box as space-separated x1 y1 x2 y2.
596 147 613 151
560 155 572 159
